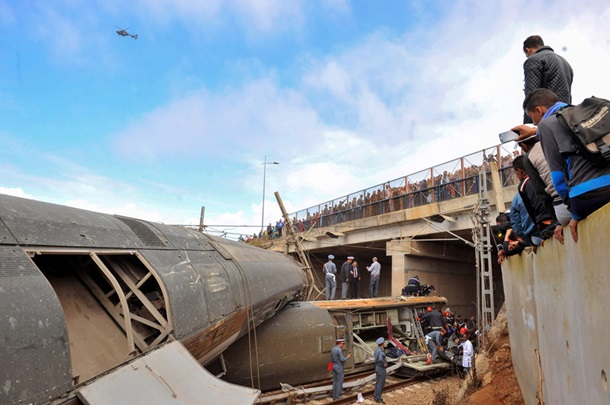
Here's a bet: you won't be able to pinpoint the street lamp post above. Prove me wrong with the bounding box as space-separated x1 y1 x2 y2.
261 155 280 235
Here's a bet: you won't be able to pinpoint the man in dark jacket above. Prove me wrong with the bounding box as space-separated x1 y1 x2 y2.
348 259 360 299
402 275 420 296
420 307 444 331
339 256 353 299
522 35 573 124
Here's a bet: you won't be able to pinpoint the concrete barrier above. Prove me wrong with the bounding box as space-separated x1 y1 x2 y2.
502 203 610 405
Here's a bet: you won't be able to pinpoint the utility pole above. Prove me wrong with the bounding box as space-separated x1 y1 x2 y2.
261 156 280 234
198 206 205 233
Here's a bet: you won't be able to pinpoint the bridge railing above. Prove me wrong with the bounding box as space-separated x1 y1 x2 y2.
290 144 518 233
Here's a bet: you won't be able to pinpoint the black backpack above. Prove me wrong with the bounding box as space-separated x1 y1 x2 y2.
556 96 610 166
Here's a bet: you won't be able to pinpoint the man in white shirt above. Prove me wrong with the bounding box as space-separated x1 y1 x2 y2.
366 257 381 298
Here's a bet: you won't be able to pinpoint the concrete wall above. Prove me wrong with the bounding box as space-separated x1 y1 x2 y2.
387 240 484 318
404 255 476 317
502 203 610 405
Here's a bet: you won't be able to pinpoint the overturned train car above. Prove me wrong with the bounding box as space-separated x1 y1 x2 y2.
0 194 306 405
218 296 448 391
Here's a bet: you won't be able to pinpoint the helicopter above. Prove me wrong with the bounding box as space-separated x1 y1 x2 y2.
115 25 138 39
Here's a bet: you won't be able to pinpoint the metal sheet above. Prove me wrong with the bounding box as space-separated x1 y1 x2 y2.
221 302 336 391
138 249 210 337
76 341 260 405
0 194 138 248
147 222 214 251
0 214 17 245
0 246 72 405
212 237 307 308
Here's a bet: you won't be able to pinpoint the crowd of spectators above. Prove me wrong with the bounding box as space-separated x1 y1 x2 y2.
239 218 285 243
240 145 523 243
288 148 520 234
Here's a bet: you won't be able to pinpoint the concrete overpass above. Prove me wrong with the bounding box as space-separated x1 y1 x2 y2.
268 148 519 319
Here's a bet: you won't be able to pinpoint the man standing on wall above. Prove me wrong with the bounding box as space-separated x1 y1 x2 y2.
522 35 573 124
367 257 381 298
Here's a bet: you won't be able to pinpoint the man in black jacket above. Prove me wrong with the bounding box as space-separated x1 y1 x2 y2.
339 256 353 299
522 35 573 124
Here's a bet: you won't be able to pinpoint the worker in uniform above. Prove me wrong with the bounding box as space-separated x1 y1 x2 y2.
425 328 446 363
323 254 337 300
373 337 388 403
403 274 420 296
331 338 351 400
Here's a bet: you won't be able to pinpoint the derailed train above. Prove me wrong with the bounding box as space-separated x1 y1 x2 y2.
0 193 450 404
0 194 306 404
217 296 449 392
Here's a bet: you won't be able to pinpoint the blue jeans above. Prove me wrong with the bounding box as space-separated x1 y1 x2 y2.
369 275 380 297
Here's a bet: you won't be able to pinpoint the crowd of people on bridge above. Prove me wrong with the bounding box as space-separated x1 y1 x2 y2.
286 152 521 234
496 35 610 263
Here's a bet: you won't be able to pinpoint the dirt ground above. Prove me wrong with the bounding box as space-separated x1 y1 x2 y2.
380 305 525 405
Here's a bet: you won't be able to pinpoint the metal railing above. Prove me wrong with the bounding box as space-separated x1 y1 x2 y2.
289 143 518 233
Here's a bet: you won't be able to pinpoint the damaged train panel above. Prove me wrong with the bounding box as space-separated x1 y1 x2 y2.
218 296 448 392
0 194 305 404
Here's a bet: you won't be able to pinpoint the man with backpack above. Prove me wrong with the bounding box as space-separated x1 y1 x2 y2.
523 88 610 242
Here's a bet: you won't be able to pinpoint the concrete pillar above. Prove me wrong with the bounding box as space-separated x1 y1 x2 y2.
389 248 407 296
387 239 482 317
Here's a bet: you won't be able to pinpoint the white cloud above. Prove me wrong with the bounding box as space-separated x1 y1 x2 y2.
112 77 323 161
107 1 610 225
0 187 29 198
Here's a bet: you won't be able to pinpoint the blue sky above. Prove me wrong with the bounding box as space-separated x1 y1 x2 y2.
2 0 610 239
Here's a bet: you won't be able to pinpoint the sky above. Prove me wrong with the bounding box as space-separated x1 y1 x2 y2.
2 1 610 240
